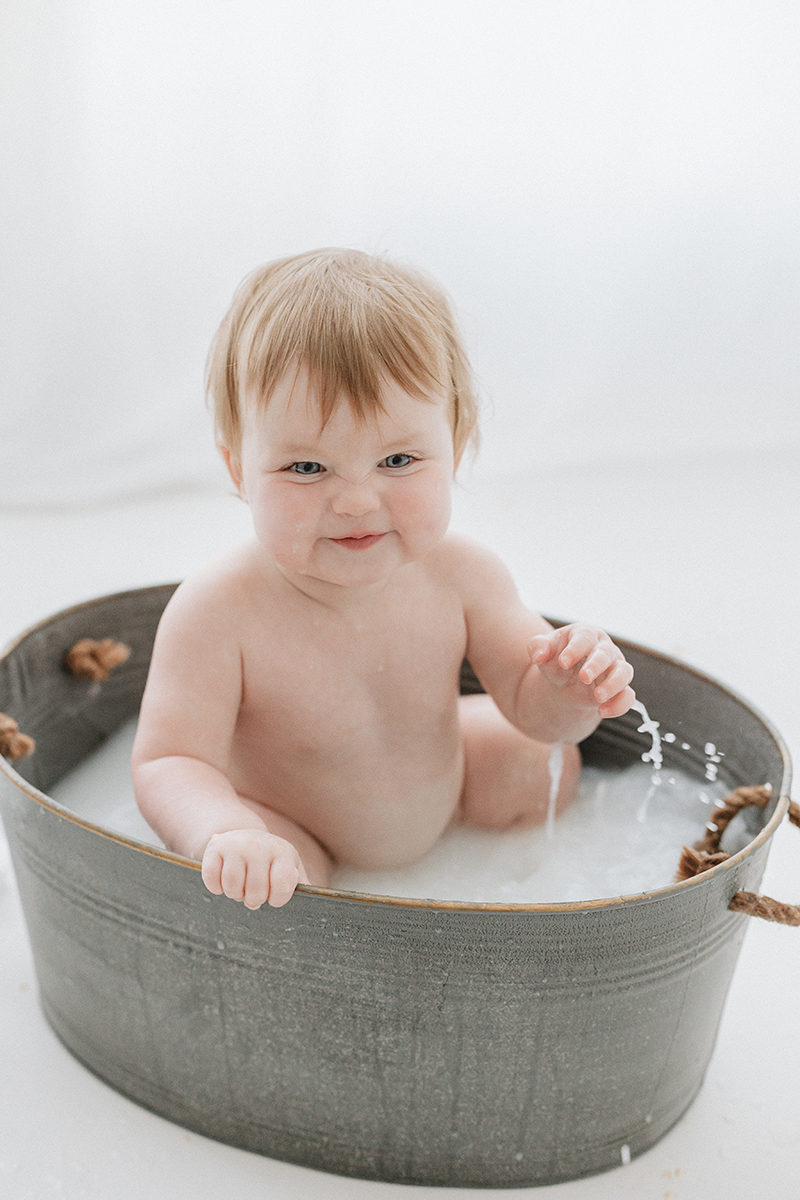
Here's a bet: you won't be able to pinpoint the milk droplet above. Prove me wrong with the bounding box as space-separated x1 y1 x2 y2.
631 699 663 772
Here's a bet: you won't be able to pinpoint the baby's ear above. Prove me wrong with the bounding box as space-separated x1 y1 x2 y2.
219 444 245 498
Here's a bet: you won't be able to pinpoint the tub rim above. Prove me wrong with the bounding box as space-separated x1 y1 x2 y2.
0 584 793 915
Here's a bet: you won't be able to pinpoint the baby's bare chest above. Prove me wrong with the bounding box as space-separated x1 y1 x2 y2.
235 587 468 756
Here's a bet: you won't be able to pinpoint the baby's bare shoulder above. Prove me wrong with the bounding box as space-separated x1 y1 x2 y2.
428 532 519 600
157 541 272 641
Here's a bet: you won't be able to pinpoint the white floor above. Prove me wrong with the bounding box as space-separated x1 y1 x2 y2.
1 446 799 1199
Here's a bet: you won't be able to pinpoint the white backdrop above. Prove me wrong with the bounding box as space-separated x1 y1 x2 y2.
2 0 799 507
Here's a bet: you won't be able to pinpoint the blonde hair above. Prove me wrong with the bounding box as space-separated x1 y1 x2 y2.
206 248 479 468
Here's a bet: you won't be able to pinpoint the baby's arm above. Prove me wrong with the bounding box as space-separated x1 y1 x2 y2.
445 536 634 744
131 577 304 909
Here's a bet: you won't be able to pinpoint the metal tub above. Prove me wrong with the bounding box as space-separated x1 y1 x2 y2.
0 585 792 1187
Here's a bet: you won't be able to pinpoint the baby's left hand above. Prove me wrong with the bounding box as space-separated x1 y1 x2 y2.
528 624 635 719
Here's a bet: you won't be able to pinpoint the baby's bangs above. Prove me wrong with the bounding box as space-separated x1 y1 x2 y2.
240 268 450 425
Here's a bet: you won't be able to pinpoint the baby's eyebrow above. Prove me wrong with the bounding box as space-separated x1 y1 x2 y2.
272 443 323 458
273 431 429 458
380 430 429 448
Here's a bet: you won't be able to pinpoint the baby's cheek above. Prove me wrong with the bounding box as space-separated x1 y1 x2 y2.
402 476 451 544
252 492 314 563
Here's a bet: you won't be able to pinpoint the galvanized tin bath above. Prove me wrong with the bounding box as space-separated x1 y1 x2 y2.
0 585 792 1188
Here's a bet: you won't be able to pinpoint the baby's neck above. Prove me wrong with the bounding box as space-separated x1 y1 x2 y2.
271 559 413 613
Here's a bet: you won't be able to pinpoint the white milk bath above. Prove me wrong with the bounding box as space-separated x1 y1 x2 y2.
48 715 734 904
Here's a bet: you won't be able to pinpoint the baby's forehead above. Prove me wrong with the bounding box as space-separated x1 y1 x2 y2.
246 370 448 435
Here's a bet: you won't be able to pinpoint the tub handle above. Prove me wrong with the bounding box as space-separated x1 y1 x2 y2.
0 712 35 760
728 889 800 926
677 788 800 927
729 797 800 926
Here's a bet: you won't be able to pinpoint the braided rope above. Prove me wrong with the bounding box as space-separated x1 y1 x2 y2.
695 785 773 854
675 784 799 926
729 891 800 926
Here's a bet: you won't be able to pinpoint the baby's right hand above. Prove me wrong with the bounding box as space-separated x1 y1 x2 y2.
201 828 307 909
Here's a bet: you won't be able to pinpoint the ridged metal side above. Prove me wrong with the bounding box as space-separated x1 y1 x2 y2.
0 586 792 1187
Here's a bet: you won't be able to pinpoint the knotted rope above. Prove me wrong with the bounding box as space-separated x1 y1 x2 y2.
2 637 131 763
676 785 800 926
0 713 35 761
64 638 131 682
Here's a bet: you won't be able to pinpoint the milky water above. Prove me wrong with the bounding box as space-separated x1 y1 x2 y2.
45 710 741 904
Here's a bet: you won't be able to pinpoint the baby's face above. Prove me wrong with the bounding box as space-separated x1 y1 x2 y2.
228 368 455 591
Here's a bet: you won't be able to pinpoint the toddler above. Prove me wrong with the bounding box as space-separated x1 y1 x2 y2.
132 249 635 908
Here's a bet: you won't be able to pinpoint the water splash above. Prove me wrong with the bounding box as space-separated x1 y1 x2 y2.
632 699 663 771
546 743 564 840
704 741 725 782
631 699 663 822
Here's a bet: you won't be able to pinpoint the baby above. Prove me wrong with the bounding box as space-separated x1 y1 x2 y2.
132 248 635 909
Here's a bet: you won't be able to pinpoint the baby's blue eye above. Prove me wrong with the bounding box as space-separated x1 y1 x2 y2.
382 454 413 469
291 461 323 475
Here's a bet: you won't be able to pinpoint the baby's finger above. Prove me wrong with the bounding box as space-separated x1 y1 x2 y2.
219 853 247 903
557 626 599 670
267 855 301 908
528 633 557 663
577 643 616 685
592 659 634 703
598 685 636 719
201 846 224 896
242 856 271 910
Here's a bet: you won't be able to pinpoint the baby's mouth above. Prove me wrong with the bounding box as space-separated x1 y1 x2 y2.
330 532 387 551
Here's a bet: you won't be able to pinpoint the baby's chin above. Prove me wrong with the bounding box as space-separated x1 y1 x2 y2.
282 549 416 592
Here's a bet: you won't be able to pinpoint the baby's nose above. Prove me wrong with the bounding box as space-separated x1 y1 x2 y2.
330 477 381 517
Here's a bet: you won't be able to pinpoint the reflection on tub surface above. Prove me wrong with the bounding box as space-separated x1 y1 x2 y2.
50 718 732 904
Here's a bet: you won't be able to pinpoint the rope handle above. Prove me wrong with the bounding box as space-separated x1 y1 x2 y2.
676 785 800 926
63 637 131 682
0 712 35 761
1 638 132 764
